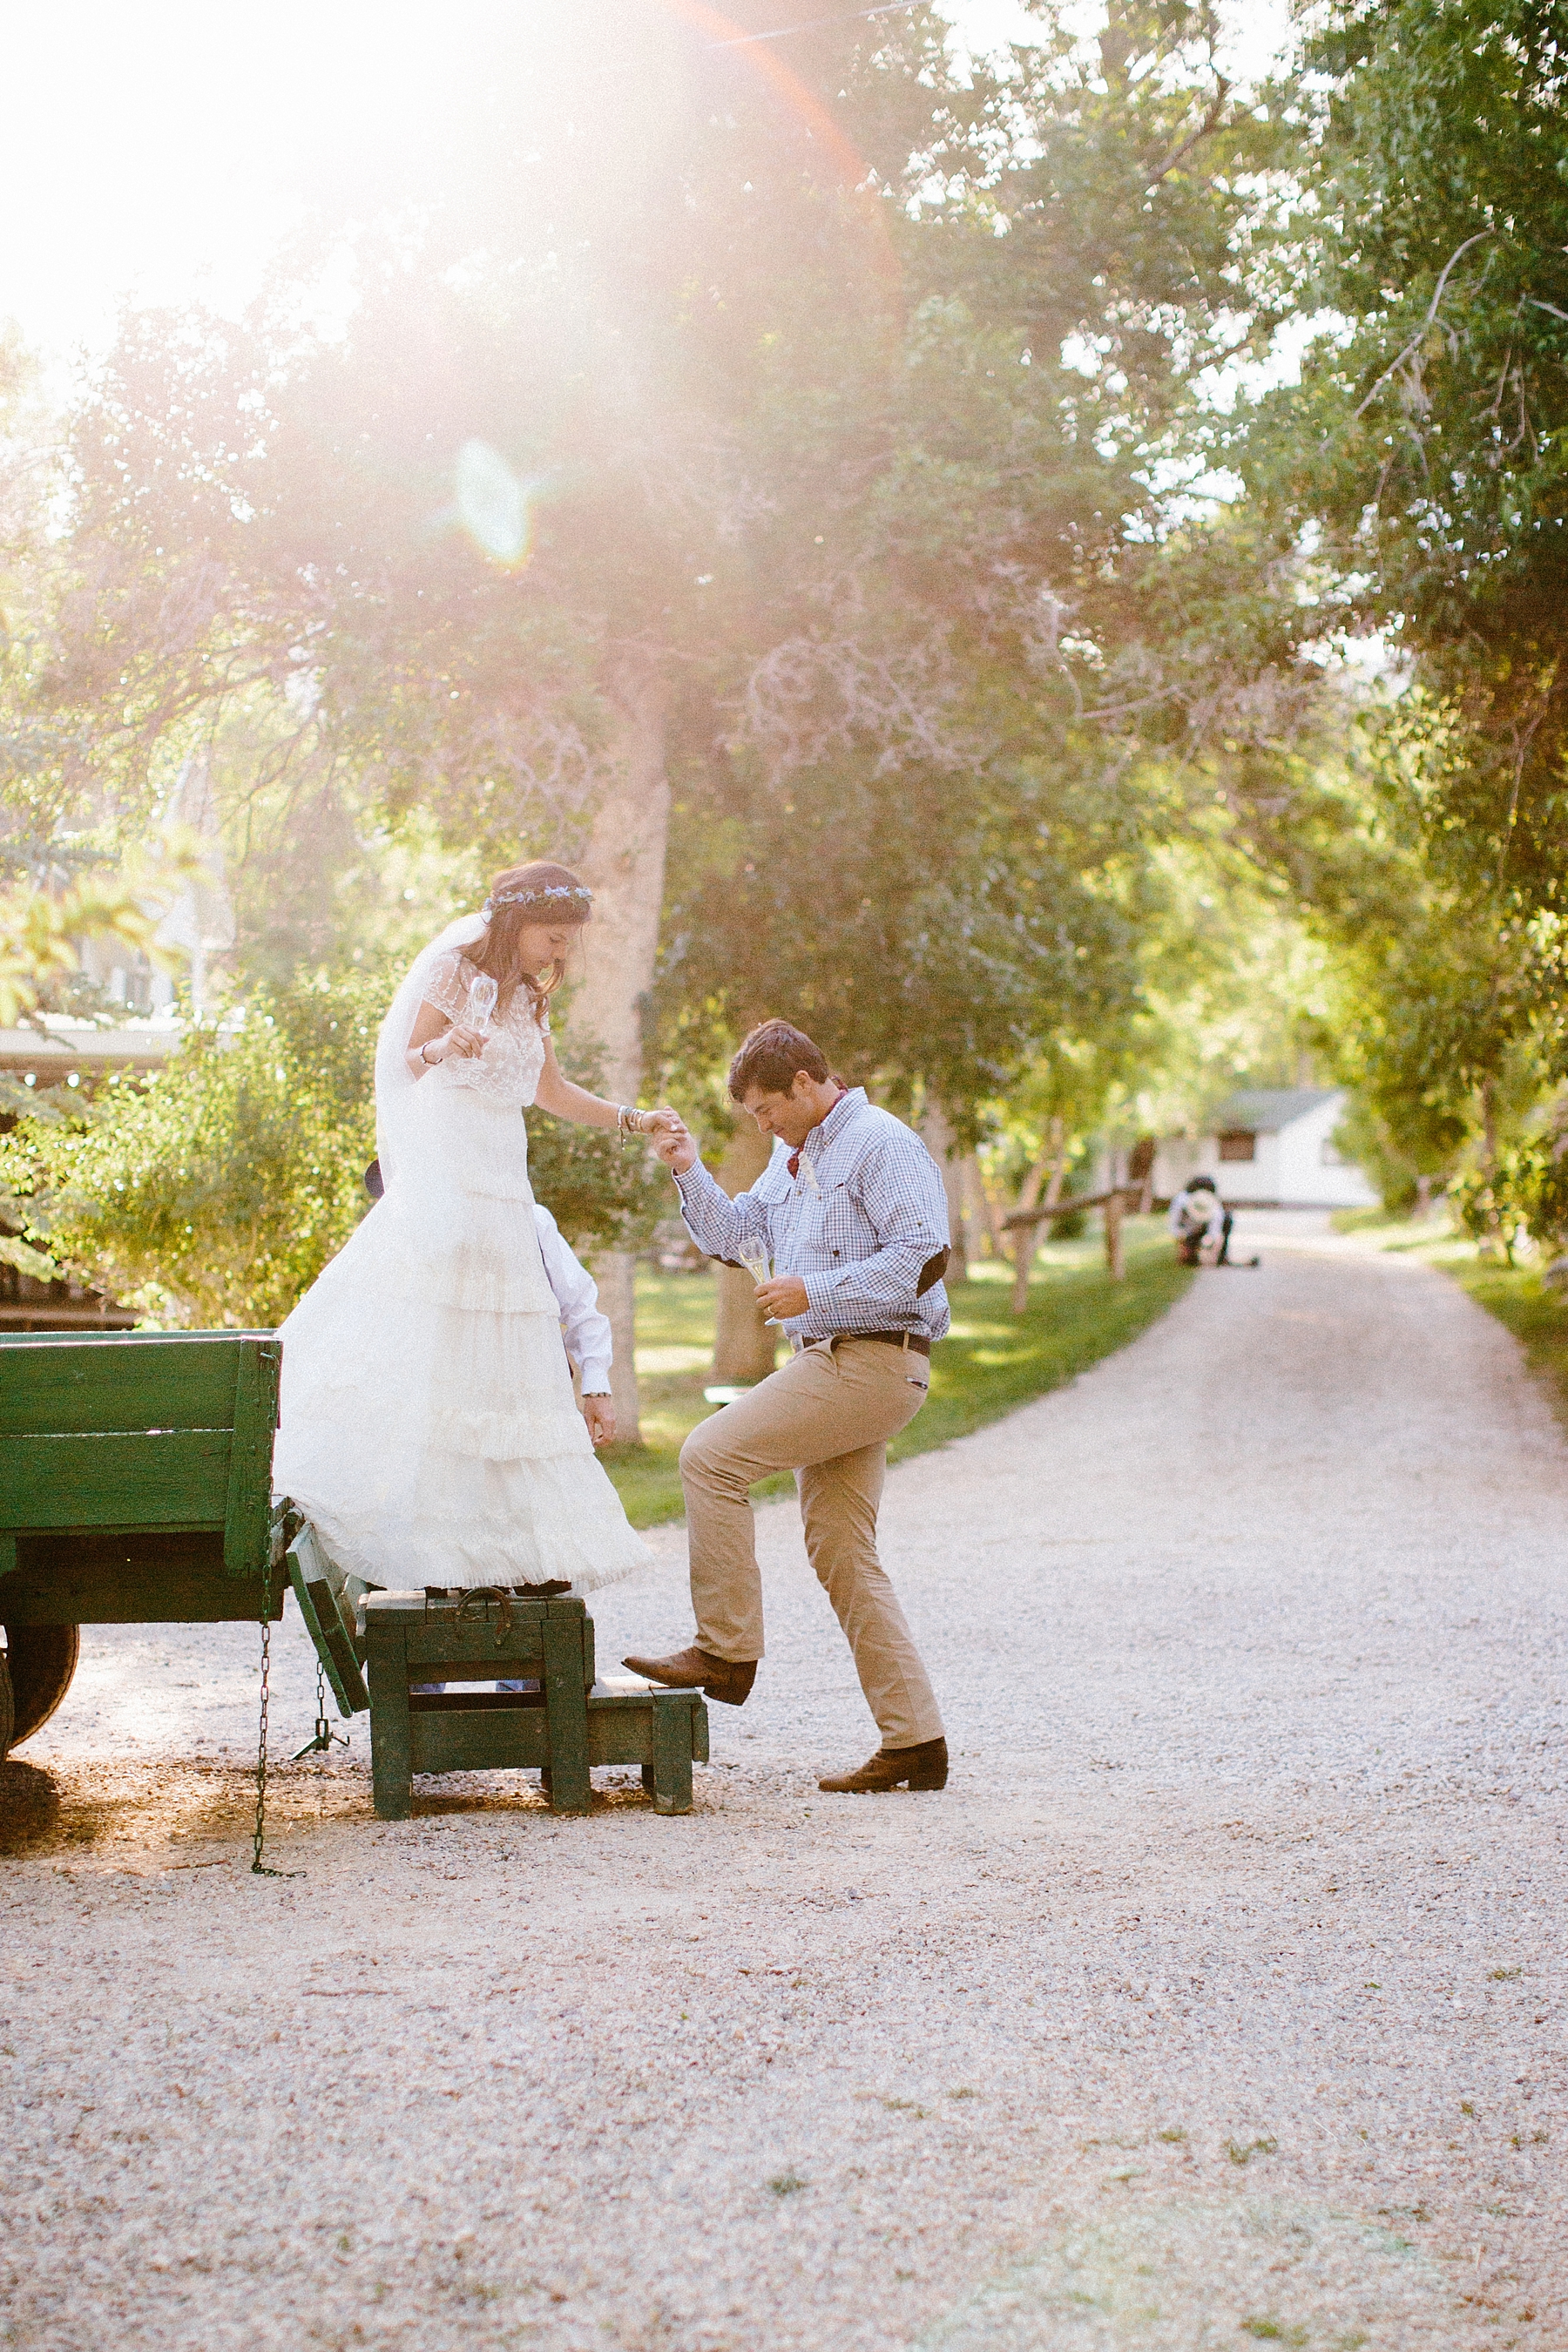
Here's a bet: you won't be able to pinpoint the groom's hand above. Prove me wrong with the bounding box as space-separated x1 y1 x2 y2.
651 1118 700 1175
755 1274 810 1320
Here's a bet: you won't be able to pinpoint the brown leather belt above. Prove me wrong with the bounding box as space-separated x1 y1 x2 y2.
798 1330 931 1358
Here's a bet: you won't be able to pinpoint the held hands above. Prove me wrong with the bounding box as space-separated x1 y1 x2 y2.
648 1113 700 1175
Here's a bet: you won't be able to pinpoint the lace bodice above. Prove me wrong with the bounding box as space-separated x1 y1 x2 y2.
421 950 550 1109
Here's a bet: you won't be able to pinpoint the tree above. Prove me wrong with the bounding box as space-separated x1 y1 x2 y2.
1233 0 1568 1191
17 3 1351 1338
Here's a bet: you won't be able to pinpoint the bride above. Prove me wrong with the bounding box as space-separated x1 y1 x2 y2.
273 859 669 1593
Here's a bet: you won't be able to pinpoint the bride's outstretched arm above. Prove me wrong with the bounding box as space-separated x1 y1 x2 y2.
406 997 485 1077
533 1037 681 1135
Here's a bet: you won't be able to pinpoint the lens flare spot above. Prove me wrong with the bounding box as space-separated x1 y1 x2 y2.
455 439 533 568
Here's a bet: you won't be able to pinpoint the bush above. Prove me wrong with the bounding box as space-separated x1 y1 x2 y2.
1449 1124 1568 1267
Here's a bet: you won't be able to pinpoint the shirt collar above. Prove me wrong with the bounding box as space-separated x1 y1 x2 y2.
804 1085 863 1159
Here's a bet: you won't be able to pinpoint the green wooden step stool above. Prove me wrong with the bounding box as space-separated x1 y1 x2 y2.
363 1589 707 1820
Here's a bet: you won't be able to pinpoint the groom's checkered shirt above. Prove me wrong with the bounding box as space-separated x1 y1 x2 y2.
672 1087 950 1345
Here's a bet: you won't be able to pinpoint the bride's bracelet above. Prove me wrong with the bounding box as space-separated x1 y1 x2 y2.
617 1104 647 1137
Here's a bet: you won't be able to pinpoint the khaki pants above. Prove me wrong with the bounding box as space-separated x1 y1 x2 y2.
678 1337 944 1750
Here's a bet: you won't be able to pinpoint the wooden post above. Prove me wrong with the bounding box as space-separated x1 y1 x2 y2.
1104 1188 1125 1282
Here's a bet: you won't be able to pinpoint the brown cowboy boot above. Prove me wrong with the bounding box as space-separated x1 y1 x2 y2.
622 1645 757 1707
818 1736 948 1794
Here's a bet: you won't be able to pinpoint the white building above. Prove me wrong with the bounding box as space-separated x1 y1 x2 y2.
1153 1087 1380 1211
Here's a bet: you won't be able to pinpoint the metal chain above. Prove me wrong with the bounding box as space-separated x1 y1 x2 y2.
293 1658 348 1763
252 1558 299 1878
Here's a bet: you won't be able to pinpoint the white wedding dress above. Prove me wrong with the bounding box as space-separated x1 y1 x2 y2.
273 917 652 1593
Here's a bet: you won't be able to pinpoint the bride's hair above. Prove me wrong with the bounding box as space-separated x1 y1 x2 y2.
467 859 592 1024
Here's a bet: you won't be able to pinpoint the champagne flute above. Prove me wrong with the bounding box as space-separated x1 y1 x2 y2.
741 1246 781 1324
465 974 497 1034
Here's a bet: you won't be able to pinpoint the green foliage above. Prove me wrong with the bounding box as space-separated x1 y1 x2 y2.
1272 0 1568 918
1232 0 1568 1185
1449 1118 1568 1265
0 965 386 1327
0 963 664 1328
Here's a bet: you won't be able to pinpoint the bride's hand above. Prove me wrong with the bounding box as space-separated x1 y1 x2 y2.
436 1024 488 1062
641 1106 683 1136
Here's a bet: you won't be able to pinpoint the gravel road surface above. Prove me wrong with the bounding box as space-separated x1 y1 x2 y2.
3 1217 1565 2351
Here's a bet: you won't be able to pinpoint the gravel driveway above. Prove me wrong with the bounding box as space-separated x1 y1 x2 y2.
3 1218 1565 2351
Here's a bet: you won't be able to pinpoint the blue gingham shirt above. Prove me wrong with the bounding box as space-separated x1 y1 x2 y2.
673 1088 950 1345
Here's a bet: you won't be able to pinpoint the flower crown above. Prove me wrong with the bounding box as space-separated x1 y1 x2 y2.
482 882 594 917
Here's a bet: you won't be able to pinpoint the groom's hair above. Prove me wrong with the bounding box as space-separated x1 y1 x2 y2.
729 1019 830 1100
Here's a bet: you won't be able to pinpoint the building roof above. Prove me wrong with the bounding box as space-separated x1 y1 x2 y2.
0 1017 185 1079
1210 1086 1343 1134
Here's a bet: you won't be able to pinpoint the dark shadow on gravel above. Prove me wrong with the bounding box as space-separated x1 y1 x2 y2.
0 1758 63 1853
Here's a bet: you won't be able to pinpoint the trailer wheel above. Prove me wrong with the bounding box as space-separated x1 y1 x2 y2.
1 1625 80 1748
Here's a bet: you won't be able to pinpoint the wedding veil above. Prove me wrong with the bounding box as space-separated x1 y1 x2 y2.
373 913 488 1183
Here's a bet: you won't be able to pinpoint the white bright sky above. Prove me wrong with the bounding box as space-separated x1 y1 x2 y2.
0 0 1292 383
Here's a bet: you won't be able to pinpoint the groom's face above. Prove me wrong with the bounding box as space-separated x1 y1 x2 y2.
740 1072 821 1149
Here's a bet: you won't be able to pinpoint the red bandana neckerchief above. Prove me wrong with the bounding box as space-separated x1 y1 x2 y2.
787 1086 849 1179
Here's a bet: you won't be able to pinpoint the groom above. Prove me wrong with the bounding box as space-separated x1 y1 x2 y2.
625 1020 951 1794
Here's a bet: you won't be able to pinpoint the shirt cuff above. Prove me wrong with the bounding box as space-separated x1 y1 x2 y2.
578 1363 613 1395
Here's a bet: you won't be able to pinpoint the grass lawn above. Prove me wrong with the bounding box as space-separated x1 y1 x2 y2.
1332 1206 1568 1435
602 1216 1195 1527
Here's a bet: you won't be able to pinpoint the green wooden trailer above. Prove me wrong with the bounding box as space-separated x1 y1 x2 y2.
0 1330 301 1758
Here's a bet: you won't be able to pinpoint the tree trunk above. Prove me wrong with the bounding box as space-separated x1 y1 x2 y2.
1010 1119 1068 1314
1477 1076 1502 1259
1127 1134 1156 1216
1104 1188 1125 1281
711 1125 778 1384
570 653 671 1443
920 1103 968 1284
963 1155 1001 1258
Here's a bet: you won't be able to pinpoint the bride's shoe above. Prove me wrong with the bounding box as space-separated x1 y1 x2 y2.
622 1645 757 1707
